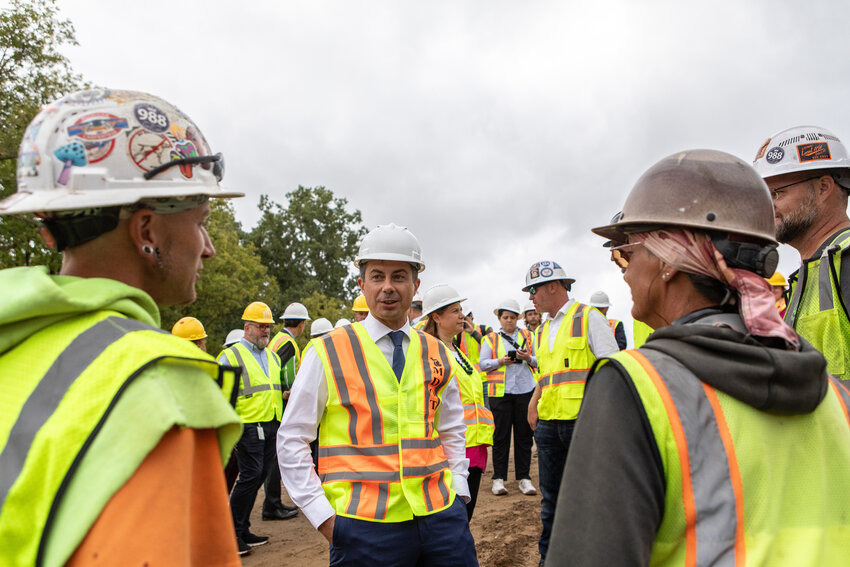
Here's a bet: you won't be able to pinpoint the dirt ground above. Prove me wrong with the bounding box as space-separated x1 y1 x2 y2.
242 448 542 567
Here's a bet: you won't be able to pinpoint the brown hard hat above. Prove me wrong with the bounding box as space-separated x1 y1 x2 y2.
593 149 777 245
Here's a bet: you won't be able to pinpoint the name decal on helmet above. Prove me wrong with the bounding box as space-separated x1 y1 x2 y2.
797 142 831 163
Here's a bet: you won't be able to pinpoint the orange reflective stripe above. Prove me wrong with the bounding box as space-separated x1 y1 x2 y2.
702 384 746 566
830 378 850 429
627 350 697 567
418 330 452 437
421 470 451 512
346 481 392 520
322 328 384 445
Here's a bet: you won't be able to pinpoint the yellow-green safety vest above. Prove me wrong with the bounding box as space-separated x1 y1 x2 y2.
784 228 850 379
483 329 534 398
454 348 494 447
633 319 654 348
456 331 486 383
536 302 596 420
0 313 241 567
313 323 456 522
601 347 850 566
220 343 283 422
269 330 301 389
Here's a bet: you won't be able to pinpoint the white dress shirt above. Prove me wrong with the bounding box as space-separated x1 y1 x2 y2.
545 298 619 357
277 314 470 529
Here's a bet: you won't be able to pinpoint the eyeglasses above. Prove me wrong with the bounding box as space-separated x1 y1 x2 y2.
527 285 538 295
143 152 225 182
246 322 271 330
768 175 822 200
609 242 643 269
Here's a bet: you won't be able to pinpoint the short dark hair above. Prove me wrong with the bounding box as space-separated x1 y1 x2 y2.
497 309 518 319
284 318 304 328
359 262 420 282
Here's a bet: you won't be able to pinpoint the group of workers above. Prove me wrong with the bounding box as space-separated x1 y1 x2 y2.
1 84 849 567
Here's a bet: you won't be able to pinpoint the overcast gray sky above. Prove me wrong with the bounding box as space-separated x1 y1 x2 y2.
46 1 850 339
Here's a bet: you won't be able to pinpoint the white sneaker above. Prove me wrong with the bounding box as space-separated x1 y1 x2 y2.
519 479 537 495
491 478 508 495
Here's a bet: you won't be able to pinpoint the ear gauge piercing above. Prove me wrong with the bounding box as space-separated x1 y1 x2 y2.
142 244 154 255
662 273 670 281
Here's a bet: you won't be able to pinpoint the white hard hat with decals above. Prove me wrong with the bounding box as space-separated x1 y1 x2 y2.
422 284 467 317
281 302 311 321
1 88 242 215
753 125 850 189
310 318 333 337
589 291 611 308
493 298 521 318
522 260 575 292
354 223 425 272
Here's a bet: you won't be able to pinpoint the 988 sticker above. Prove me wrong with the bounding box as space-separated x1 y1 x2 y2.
134 103 170 133
765 146 784 164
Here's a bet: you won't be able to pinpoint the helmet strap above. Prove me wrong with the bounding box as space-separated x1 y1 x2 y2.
41 207 122 251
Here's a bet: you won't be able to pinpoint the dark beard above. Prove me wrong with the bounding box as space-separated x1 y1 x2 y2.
776 190 818 244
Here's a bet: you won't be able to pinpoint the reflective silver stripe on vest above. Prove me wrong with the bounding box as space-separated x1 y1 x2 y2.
539 369 589 388
344 481 390 519
422 470 450 511
320 470 401 482
318 445 399 458
404 461 450 477
0 316 164 511
572 307 584 336
226 346 251 396
640 349 738 566
401 437 441 449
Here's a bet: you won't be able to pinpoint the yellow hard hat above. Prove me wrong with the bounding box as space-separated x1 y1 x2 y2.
242 301 274 323
171 316 207 340
765 271 788 287
352 294 369 312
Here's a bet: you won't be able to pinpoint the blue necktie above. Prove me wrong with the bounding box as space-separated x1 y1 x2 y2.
389 330 405 381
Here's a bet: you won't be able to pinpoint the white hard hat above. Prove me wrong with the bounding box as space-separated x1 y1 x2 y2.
589 291 611 308
310 318 333 336
522 260 575 292
422 284 466 317
522 301 537 314
224 329 244 346
2 88 242 215
335 318 351 328
354 223 425 272
753 125 850 189
493 298 521 318
281 302 311 321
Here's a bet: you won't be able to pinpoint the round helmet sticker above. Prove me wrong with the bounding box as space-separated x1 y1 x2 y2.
540 267 553 277
765 147 784 164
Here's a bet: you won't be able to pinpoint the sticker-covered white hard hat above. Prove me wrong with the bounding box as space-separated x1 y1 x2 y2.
422 284 467 317
493 298 522 318
281 302 311 321
354 223 425 272
522 260 575 292
1 88 242 215
753 125 850 189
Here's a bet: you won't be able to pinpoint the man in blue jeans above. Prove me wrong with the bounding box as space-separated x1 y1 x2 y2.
523 261 618 565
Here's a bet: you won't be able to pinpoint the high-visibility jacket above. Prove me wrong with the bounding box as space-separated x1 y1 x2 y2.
313 323 456 522
482 329 534 398
270 329 300 389
220 343 283 423
784 228 850 379
536 302 596 420
413 316 428 330
456 331 486 383
454 348 494 447
602 347 850 566
633 319 654 348
0 313 241 567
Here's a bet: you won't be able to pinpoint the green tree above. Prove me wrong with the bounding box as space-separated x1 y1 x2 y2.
0 0 84 270
161 200 280 351
249 186 367 311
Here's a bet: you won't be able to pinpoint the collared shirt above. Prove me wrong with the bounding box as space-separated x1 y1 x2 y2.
277 314 470 530
216 337 271 377
544 298 619 357
479 328 538 395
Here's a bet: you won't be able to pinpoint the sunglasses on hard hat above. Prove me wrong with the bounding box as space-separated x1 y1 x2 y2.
143 152 225 182
609 242 643 269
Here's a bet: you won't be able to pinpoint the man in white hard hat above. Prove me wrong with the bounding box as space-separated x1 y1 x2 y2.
0 89 243 564
523 261 618 565
588 291 627 350
522 302 542 333
409 293 424 325
218 301 284 553
753 126 850 380
279 223 477 566
262 302 311 521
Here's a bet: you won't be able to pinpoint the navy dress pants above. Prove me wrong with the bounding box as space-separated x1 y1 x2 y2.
230 420 279 536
